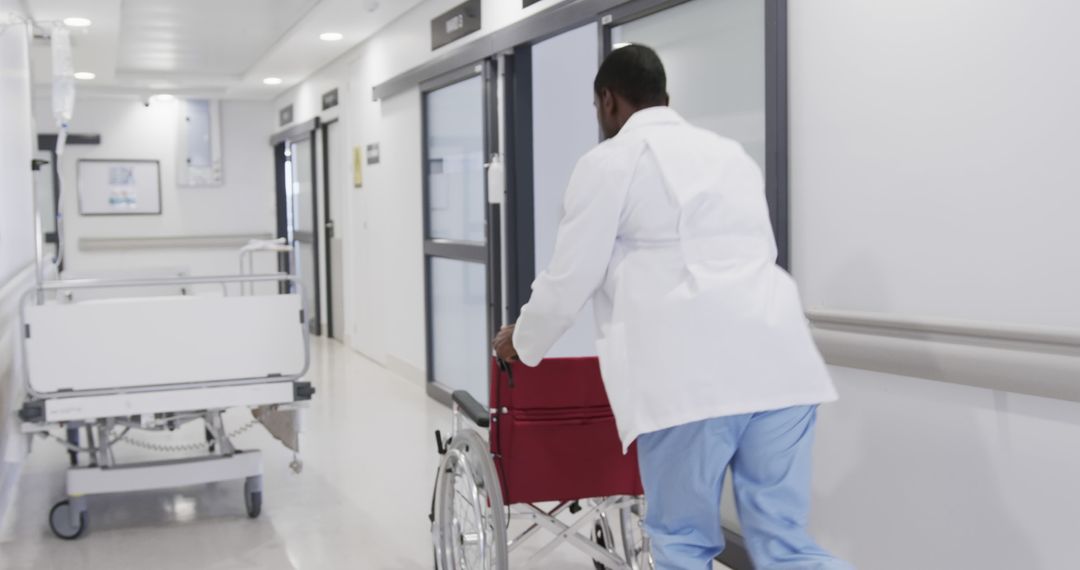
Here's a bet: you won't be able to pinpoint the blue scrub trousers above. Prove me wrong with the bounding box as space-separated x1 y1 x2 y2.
636 405 851 570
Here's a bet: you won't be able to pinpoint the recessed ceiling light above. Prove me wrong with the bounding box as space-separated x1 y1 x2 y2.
149 93 175 103
263 77 283 85
319 32 344 42
63 17 92 28
612 42 632 50
74 71 96 80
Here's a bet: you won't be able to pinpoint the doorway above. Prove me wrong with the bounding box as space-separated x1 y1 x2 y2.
272 119 322 335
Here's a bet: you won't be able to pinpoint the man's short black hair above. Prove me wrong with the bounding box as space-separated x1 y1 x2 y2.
593 44 667 107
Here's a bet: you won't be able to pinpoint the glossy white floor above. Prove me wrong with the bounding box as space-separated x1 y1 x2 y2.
0 337 732 569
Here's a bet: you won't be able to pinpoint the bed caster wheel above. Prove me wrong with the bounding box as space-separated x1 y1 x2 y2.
49 500 87 540
245 491 262 519
244 476 263 519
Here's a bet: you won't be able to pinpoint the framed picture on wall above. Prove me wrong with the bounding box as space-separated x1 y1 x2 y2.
77 159 162 215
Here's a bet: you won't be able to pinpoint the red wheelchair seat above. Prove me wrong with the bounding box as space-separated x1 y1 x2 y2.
489 357 644 505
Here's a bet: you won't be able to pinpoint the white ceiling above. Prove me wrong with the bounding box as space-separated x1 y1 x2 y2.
26 0 424 99
116 0 318 76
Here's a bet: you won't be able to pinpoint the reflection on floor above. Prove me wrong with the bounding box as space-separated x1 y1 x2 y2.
1 338 735 569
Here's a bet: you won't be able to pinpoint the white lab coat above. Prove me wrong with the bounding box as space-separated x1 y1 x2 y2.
514 107 837 450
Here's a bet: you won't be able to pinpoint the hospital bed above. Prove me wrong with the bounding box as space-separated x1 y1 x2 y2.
431 357 651 569
16 270 314 539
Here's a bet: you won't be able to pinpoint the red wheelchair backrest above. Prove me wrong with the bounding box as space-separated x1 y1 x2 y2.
489 357 644 505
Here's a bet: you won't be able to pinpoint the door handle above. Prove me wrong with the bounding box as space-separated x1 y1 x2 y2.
325 220 335 237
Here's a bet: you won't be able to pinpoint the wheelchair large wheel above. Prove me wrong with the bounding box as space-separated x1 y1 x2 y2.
620 499 652 570
433 429 508 570
592 512 618 570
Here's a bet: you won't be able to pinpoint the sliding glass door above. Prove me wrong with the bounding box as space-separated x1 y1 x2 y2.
422 63 501 406
526 23 602 357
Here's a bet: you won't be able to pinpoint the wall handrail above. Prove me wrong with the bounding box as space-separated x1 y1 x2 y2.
78 233 274 252
808 309 1080 403
808 309 1080 349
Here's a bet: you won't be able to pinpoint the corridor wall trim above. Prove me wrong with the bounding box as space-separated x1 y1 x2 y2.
810 309 1080 402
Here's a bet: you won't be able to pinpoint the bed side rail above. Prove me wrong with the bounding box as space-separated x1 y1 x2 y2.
19 273 311 400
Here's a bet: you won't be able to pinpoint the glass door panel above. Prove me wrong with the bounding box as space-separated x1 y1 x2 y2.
611 0 767 169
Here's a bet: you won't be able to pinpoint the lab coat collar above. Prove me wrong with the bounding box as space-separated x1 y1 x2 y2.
619 106 685 134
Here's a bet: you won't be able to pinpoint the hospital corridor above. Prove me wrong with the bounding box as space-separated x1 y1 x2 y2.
1 0 1079 569
4 336 659 569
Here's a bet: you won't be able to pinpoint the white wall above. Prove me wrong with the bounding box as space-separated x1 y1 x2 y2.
0 6 38 524
790 1 1080 568
1 18 36 285
790 0 1080 329
33 96 278 283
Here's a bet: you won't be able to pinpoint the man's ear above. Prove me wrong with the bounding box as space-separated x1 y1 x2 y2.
600 88 615 113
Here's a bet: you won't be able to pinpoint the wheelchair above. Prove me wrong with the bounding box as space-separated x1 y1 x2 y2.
431 357 652 569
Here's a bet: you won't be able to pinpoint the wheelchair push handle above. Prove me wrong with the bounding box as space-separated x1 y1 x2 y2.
496 357 515 387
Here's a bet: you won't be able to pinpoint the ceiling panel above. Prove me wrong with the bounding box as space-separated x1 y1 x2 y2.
117 0 319 76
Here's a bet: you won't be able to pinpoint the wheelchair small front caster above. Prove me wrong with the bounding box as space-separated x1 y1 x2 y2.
49 499 87 540
244 476 263 519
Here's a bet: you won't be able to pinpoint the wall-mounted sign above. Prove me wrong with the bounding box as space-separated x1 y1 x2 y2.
322 88 339 111
77 159 162 216
431 0 481 50
366 143 380 165
353 146 363 188
279 104 294 127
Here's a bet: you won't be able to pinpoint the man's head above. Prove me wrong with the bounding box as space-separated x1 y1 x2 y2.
593 44 669 139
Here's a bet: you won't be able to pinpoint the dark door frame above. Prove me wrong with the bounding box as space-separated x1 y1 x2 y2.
320 118 340 340
271 118 323 334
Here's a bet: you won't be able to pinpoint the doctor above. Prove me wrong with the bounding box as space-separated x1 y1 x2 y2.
494 45 850 569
